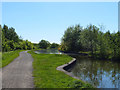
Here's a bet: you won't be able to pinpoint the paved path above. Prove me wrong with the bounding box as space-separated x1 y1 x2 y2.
2 51 34 88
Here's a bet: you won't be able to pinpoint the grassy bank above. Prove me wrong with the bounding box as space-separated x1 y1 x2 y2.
1 50 23 68
29 51 93 88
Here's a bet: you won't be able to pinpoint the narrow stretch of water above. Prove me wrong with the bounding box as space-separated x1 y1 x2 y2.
34 49 120 88
69 55 120 88
34 49 62 54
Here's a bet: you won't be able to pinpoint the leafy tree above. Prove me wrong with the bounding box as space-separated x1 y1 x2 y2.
50 43 59 49
2 41 11 52
111 32 120 59
1 24 36 51
0 26 2 52
2 25 9 39
25 40 33 50
97 32 109 59
7 27 19 42
61 25 82 52
33 43 39 49
39 40 50 49
79 24 99 55
60 24 120 60
7 40 16 50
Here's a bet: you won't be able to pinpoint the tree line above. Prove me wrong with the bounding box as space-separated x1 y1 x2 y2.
59 24 120 60
1 25 36 52
1 25 59 52
1 24 119 60
38 40 59 49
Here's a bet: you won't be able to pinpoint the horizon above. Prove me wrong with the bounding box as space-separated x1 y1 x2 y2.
2 2 118 44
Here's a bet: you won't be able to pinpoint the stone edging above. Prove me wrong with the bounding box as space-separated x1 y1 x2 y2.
56 57 95 88
56 58 80 80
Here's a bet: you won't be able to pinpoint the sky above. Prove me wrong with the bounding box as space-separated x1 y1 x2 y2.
2 2 118 44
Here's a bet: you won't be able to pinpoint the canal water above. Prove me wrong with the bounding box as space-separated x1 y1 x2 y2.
35 49 120 88
69 55 120 88
34 49 62 54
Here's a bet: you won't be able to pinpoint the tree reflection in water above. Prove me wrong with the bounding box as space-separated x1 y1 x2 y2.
69 55 120 88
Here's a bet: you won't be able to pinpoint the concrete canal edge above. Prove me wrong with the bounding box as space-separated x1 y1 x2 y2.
56 58 80 80
56 57 95 88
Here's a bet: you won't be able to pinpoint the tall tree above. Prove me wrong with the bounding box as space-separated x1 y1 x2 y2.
61 25 82 52
8 27 19 42
50 43 59 49
3 25 9 39
39 40 50 49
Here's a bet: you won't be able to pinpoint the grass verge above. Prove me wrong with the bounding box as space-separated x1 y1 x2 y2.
1 50 23 68
28 50 93 88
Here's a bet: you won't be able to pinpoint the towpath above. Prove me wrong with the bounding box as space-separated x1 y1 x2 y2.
2 51 34 88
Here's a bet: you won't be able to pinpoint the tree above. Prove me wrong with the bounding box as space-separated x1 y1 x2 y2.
7 40 16 50
50 43 59 49
0 26 1 52
2 25 9 39
33 43 39 49
7 27 19 42
21 41 27 50
25 40 33 50
1 25 36 51
97 31 108 59
61 25 83 52
39 40 50 49
79 24 99 56
111 32 120 59
60 24 120 60
2 41 11 52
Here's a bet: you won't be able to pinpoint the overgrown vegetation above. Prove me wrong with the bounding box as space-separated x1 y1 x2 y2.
59 24 120 60
1 24 59 52
1 25 37 52
1 24 59 68
28 51 93 88
38 40 59 49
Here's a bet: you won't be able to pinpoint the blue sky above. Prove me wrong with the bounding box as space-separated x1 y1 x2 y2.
2 2 118 44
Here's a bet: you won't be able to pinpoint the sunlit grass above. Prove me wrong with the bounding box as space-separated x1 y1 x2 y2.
28 51 93 88
1 50 23 68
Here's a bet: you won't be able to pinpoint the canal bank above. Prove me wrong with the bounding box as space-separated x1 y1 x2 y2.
28 50 93 88
33 49 120 88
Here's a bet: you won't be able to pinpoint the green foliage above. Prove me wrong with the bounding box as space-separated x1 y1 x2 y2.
61 25 82 52
2 25 19 42
28 51 93 88
0 27 2 52
38 40 50 49
33 43 39 49
50 43 59 49
1 24 36 52
60 24 120 60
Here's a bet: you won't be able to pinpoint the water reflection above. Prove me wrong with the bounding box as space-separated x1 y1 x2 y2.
69 55 120 88
35 50 120 88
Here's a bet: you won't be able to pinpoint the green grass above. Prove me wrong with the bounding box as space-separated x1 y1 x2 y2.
28 51 93 88
1 50 23 68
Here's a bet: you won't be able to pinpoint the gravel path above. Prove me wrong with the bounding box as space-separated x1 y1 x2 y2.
2 51 34 88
